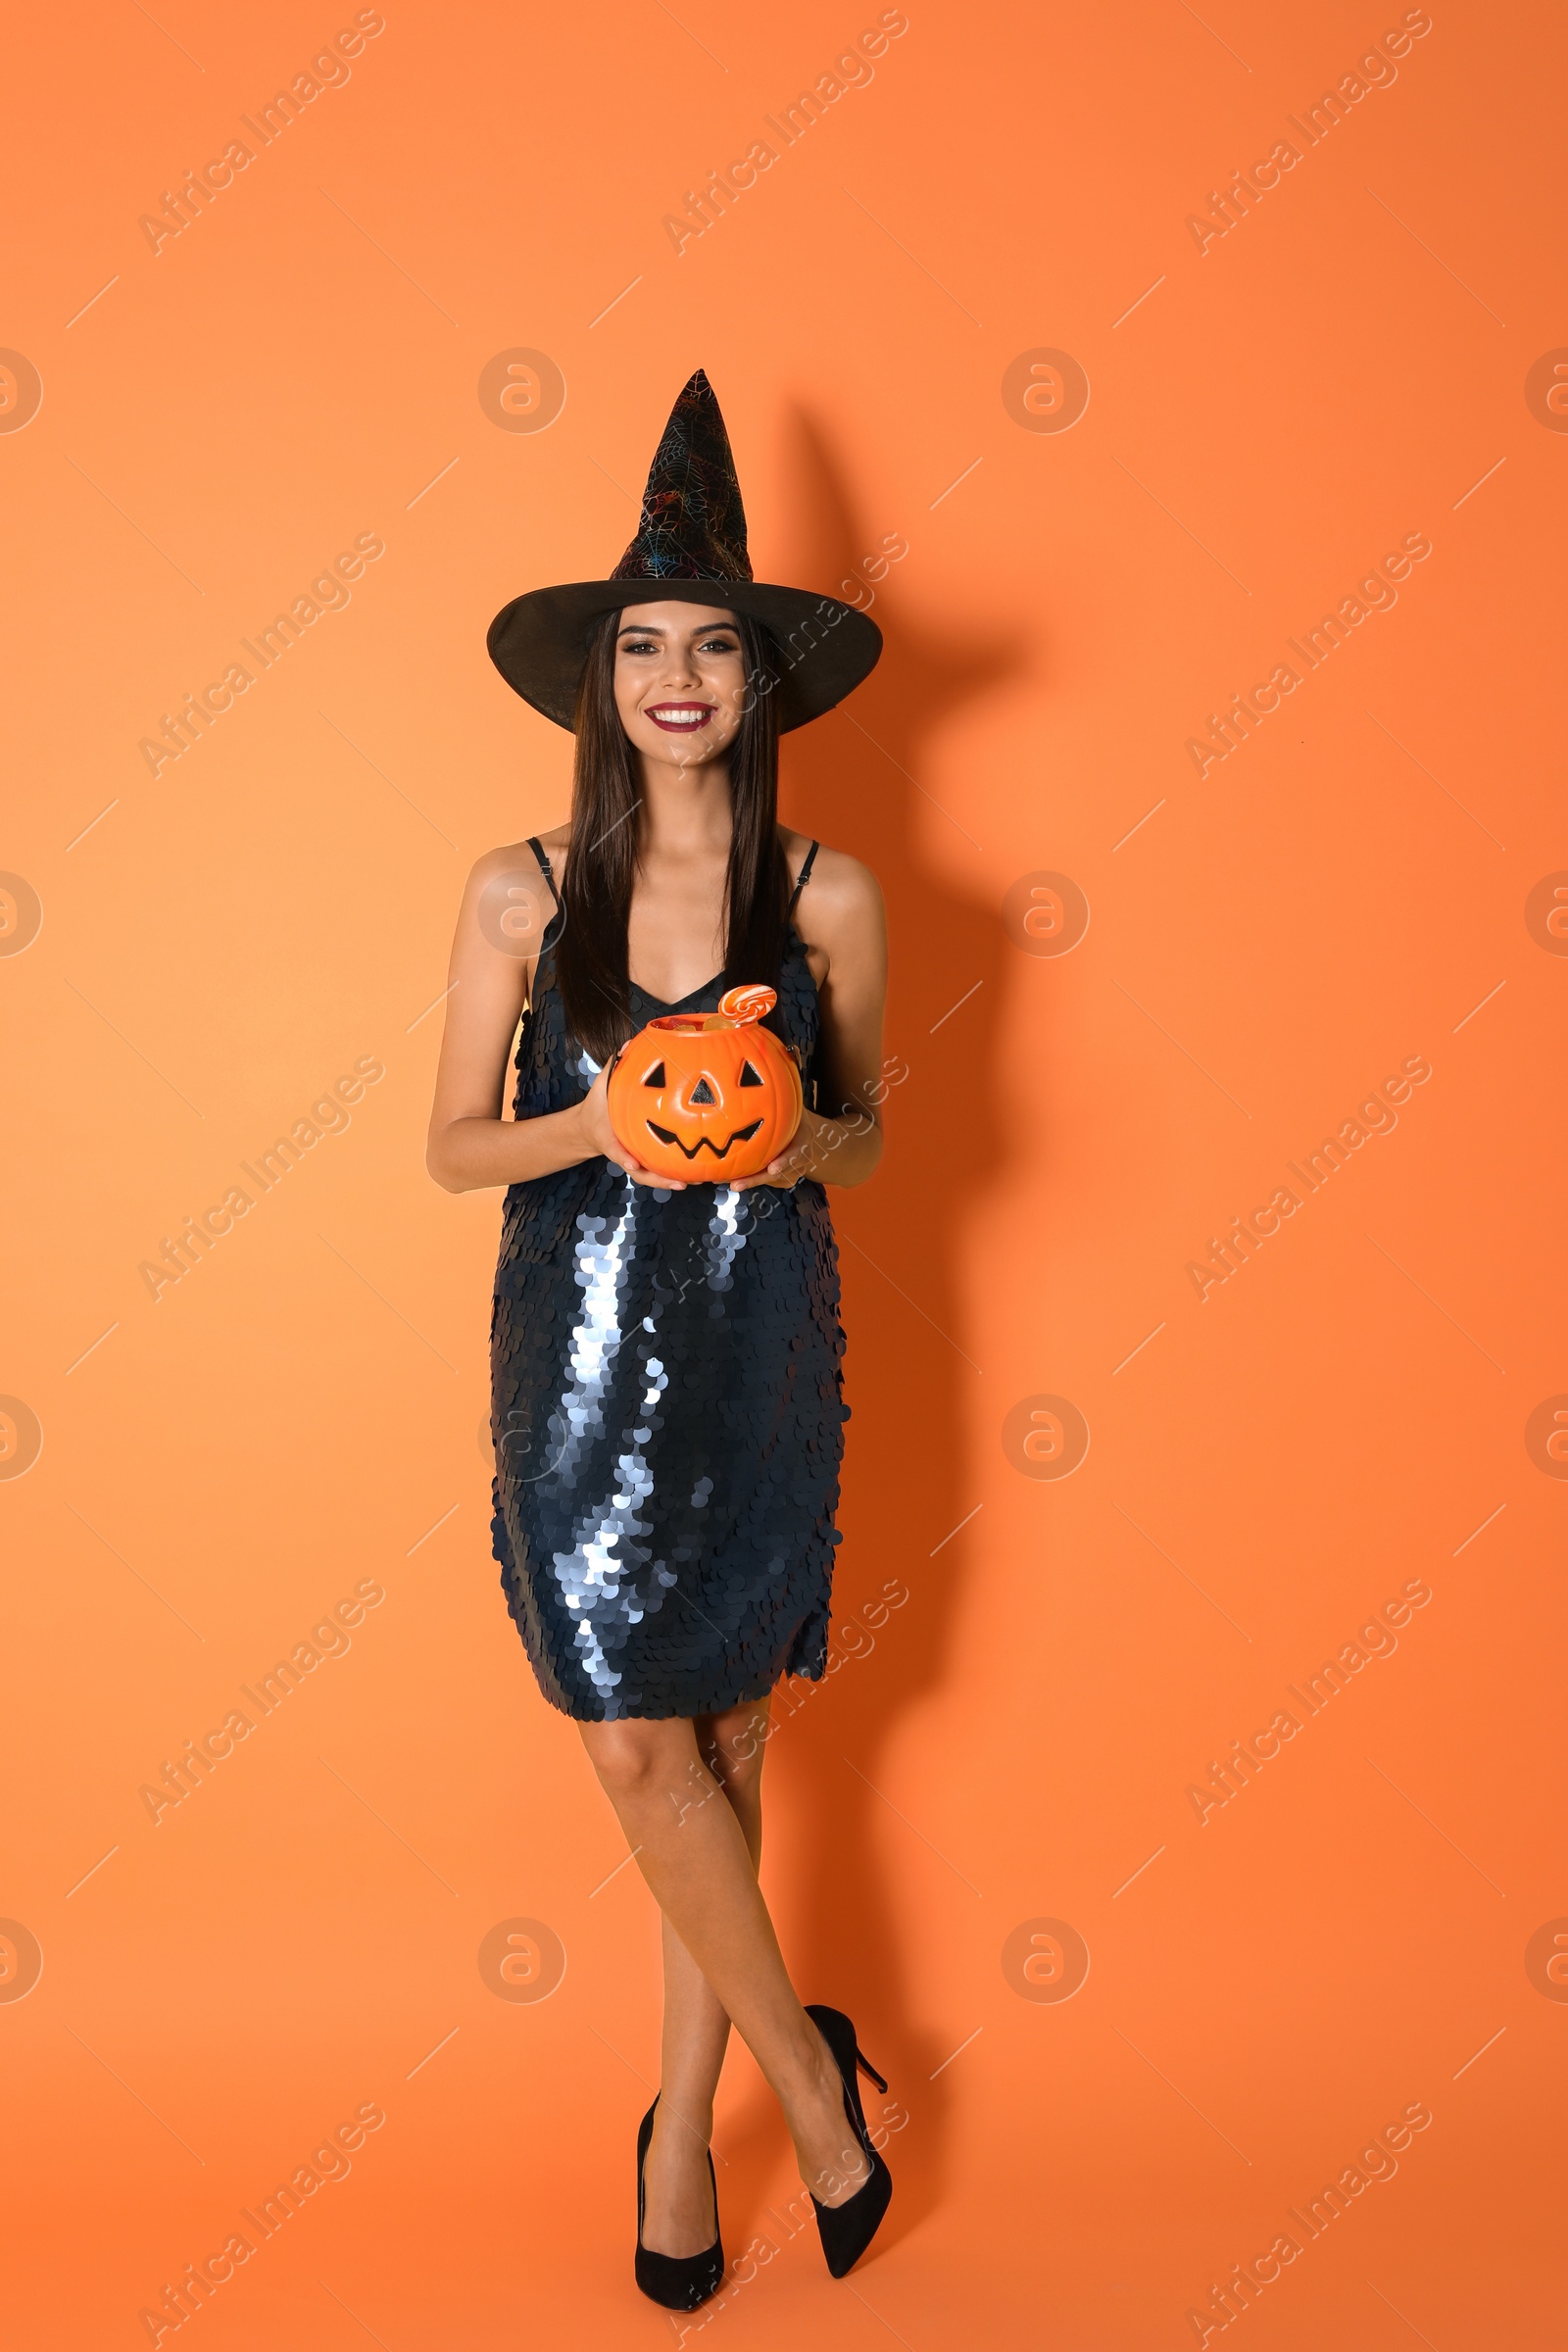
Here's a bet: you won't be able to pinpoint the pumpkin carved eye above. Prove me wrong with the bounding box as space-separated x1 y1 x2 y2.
689 1076 716 1104
739 1060 763 1087
642 1061 665 1087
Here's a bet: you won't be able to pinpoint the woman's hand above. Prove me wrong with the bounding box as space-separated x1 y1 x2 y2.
730 1106 865 1191
570 1062 687 1190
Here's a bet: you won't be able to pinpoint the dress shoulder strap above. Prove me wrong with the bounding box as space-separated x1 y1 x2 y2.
788 840 820 913
523 842 566 968
525 835 559 906
523 842 562 903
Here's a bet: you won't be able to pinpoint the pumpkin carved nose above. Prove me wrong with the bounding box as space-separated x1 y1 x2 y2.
689 1075 716 1104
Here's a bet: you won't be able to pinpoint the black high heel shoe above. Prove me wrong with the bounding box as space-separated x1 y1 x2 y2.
803 2004 894 2278
634 2096 726 2312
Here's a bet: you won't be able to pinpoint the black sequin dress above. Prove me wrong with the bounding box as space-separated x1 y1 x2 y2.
489 841 847 1722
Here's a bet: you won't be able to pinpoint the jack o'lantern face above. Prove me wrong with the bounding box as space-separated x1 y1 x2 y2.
606 985 804 1183
638 1050 768 1163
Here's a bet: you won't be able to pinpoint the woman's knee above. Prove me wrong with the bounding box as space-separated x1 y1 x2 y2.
579 1718 692 1803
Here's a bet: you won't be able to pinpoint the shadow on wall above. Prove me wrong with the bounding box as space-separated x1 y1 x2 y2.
752 404 1032 2237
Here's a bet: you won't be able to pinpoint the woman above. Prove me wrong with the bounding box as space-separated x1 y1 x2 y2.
426 373 894 2307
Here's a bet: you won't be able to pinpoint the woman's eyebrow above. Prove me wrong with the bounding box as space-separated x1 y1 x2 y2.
616 622 739 639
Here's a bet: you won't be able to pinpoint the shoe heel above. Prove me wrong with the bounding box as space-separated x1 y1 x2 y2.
804 2005 894 2278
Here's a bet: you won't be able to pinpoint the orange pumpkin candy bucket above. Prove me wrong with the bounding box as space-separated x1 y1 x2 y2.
607 984 804 1183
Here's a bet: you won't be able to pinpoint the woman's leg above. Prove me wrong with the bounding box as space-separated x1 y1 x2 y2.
580 1706 870 2230
640 1700 767 2255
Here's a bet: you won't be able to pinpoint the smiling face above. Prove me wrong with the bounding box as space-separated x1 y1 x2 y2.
612 602 748 769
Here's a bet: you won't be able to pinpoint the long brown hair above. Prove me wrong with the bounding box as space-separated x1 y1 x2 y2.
555 607 790 1064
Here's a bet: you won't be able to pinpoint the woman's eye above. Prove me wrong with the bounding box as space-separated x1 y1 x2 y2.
698 638 738 655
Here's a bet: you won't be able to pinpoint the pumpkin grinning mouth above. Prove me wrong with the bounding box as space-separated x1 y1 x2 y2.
645 1118 764 1159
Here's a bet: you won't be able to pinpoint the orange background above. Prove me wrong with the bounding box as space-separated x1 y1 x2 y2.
3 1 1565 2343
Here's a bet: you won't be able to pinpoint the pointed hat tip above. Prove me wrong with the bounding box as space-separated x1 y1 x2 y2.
607 364 749 584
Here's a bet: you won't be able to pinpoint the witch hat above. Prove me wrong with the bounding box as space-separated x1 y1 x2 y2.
487 369 882 732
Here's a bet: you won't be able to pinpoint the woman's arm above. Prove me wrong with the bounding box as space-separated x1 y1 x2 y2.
425 845 678 1195
732 847 888 1193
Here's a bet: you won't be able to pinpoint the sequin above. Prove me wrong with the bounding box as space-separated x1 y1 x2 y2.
489 900 847 1723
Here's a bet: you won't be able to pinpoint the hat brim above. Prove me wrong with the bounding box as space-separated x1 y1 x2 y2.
486 578 882 733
